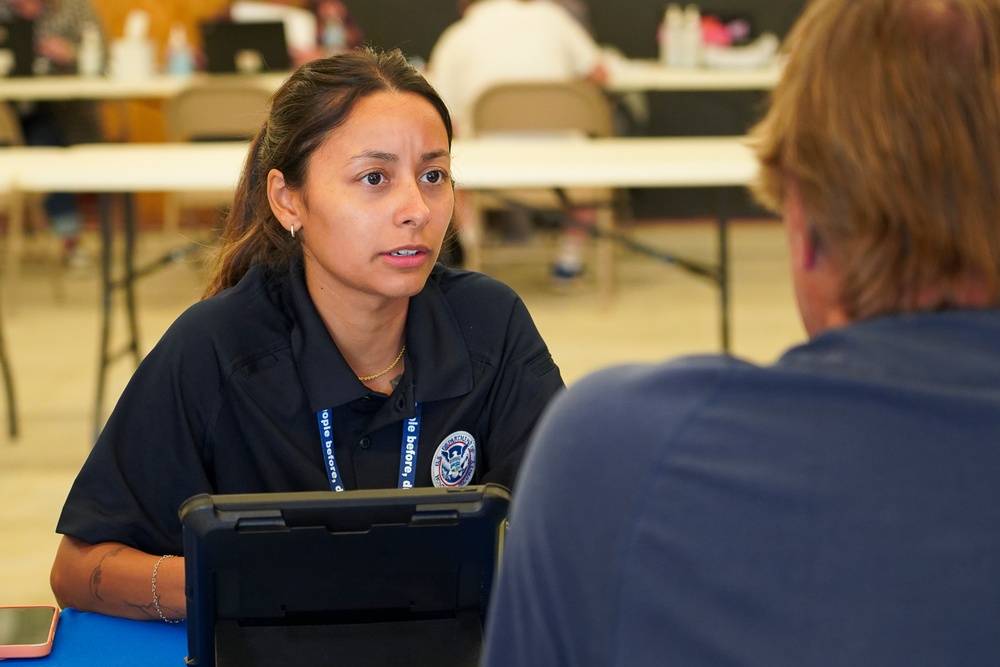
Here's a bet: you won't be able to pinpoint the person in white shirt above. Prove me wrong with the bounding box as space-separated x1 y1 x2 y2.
429 0 605 139
0 0 105 267
427 0 608 285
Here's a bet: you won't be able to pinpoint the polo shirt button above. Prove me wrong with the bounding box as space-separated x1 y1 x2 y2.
358 436 372 449
395 396 406 410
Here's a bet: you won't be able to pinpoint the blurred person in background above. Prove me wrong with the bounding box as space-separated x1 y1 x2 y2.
0 0 105 266
427 0 608 287
456 0 592 32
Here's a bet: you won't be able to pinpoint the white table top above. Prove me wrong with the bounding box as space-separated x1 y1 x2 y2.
452 135 757 189
0 136 757 194
0 61 776 103
607 59 781 92
0 72 290 101
0 143 248 192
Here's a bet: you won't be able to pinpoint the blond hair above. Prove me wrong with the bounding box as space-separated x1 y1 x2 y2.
751 0 1000 319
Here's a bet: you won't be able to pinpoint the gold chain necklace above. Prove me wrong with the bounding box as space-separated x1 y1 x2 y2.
356 346 405 382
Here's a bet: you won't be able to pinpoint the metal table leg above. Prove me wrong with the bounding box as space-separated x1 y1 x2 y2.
93 192 141 440
715 188 731 353
91 191 204 440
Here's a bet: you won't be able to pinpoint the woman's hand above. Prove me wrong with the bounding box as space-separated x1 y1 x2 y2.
37 36 76 68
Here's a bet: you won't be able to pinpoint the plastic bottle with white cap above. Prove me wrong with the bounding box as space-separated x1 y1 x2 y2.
109 10 156 78
680 4 703 67
660 3 684 66
77 22 102 76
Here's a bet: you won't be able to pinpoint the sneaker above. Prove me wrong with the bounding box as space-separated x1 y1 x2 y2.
550 263 584 291
62 239 93 269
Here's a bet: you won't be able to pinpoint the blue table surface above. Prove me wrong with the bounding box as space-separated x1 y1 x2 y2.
24 608 187 666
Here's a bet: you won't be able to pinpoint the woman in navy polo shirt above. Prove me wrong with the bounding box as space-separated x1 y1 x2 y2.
49 47 564 622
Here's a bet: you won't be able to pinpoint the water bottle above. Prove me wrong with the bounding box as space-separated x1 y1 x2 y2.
77 23 102 76
661 4 684 67
321 16 347 56
166 23 194 76
681 4 703 67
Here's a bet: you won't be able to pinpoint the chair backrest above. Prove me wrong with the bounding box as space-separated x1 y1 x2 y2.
165 81 273 142
471 80 613 139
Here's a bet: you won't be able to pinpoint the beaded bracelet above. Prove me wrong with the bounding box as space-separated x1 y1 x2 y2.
151 554 182 624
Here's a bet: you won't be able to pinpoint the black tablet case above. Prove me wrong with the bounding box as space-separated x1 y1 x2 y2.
199 21 290 74
180 485 510 667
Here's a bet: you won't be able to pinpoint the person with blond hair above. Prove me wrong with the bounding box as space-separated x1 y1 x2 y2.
481 0 1000 664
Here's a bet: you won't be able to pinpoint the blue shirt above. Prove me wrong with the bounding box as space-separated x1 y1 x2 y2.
484 309 1000 666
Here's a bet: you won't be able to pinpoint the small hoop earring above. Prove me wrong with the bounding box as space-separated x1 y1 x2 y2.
289 224 295 239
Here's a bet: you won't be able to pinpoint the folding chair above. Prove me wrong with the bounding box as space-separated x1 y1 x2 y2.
162 79 273 234
463 80 618 298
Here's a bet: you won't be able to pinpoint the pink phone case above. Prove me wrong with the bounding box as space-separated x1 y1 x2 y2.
0 605 59 659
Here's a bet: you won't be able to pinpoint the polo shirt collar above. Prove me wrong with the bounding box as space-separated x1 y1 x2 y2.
286 261 474 413
405 269 475 404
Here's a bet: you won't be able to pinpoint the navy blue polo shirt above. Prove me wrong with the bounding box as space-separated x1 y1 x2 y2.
57 261 564 555
484 308 1000 666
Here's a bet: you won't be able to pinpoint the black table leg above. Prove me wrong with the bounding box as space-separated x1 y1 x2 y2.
94 193 113 440
93 192 141 441
122 192 141 365
716 188 731 353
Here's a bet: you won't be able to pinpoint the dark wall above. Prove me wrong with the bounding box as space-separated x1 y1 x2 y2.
590 0 807 58
348 0 460 62
349 0 807 61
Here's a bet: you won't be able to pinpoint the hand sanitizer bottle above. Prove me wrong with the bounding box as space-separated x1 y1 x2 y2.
77 22 103 76
681 4 703 67
662 4 684 67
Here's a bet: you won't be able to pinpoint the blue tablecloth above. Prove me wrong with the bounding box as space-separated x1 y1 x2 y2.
31 608 187 666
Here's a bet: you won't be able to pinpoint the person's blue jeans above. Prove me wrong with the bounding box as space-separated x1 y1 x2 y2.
19 107 82 239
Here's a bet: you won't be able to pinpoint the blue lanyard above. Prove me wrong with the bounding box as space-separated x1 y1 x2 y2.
316 402 422 492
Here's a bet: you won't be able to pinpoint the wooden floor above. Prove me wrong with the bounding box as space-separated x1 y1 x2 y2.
0 217 804 607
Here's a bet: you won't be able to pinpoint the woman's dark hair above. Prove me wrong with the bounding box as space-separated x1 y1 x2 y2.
202 47 453 297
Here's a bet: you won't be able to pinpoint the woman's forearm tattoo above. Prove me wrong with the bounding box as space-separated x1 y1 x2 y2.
88 545 125 601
